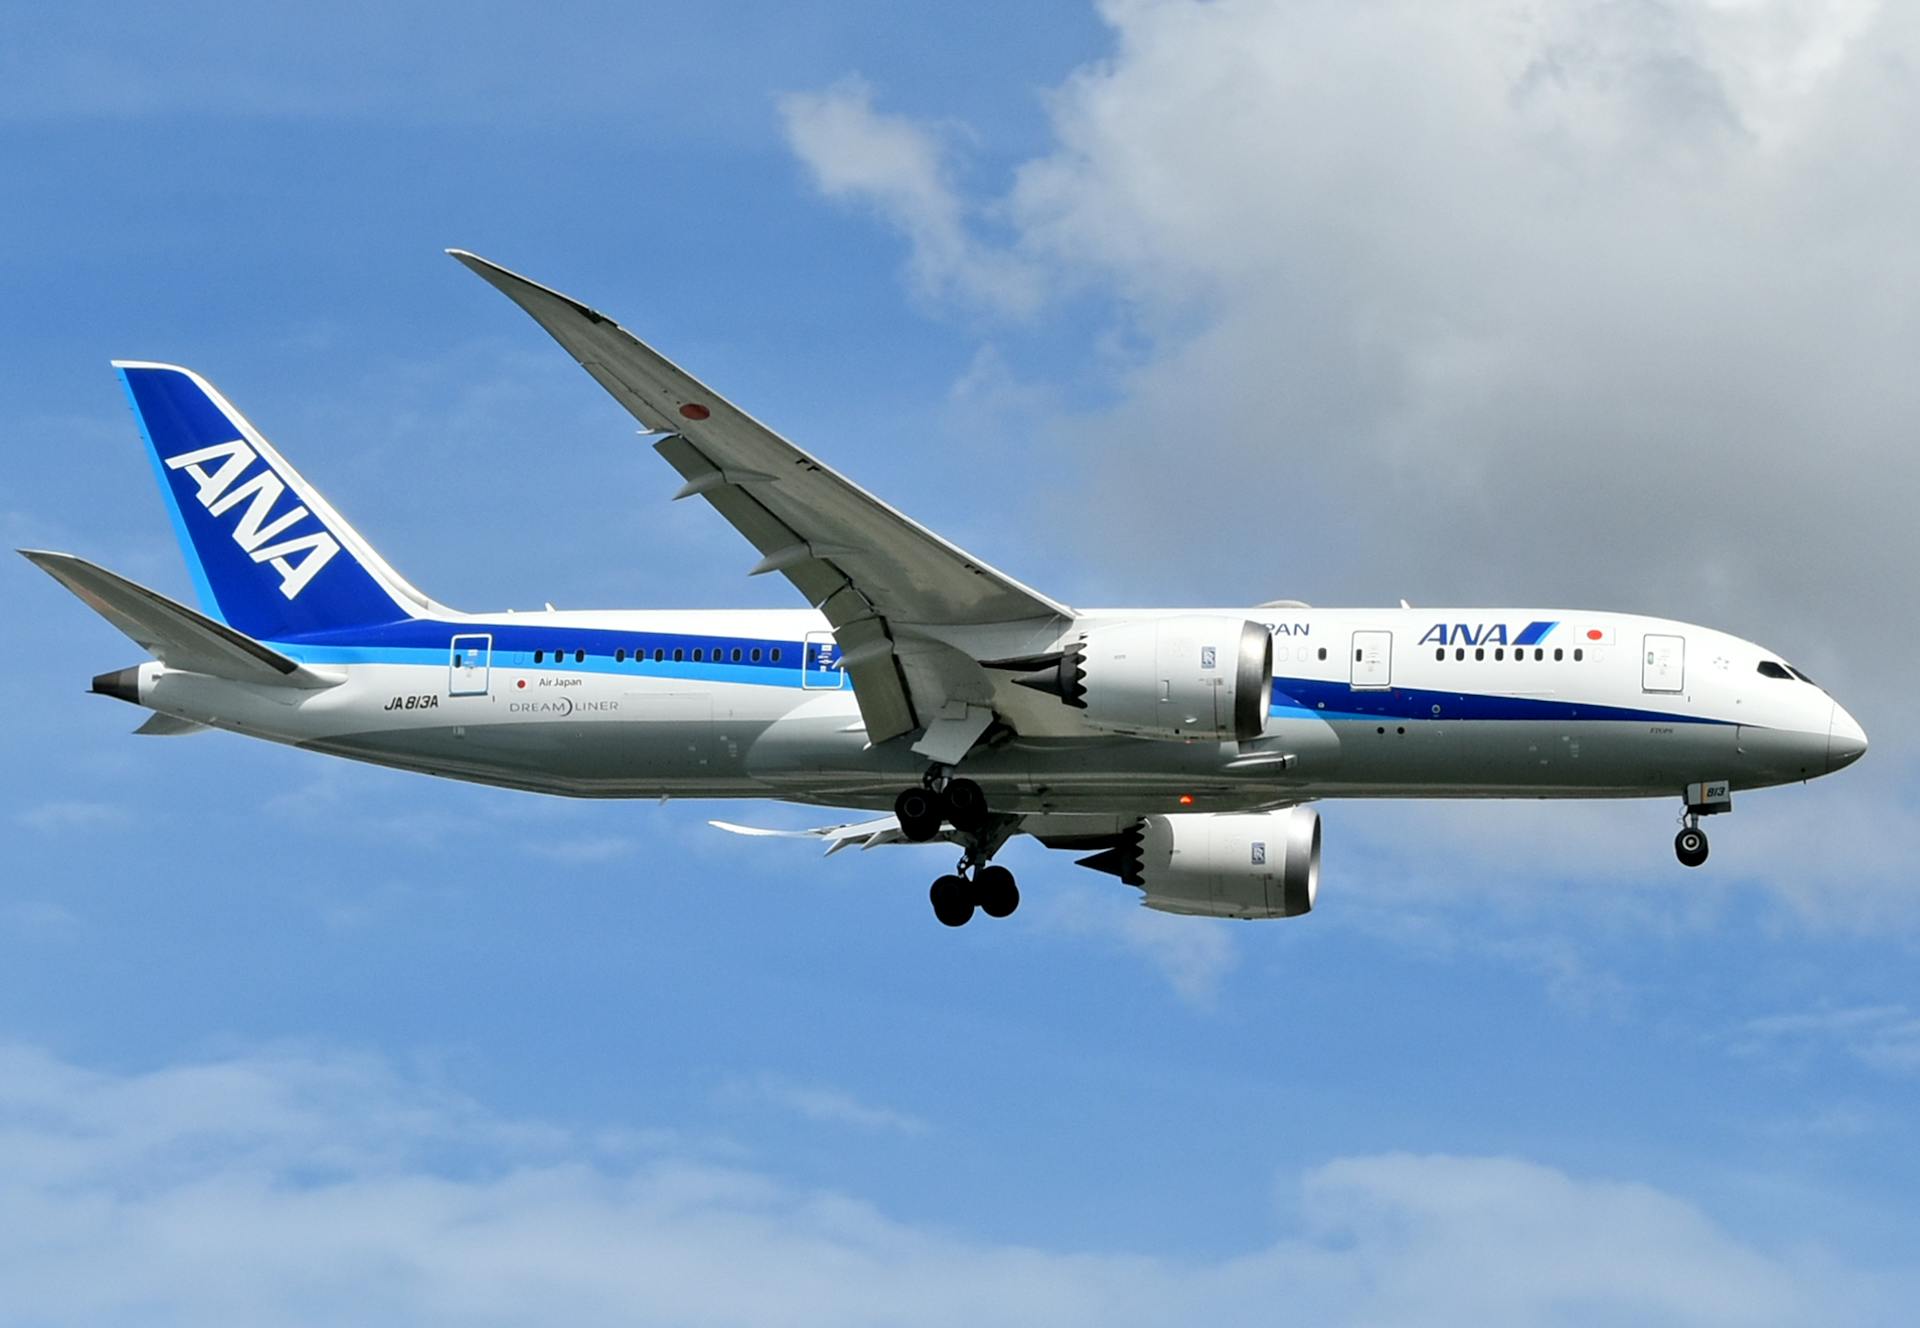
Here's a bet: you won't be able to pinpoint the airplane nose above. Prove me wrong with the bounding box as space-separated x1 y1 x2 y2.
1828 701 1868 773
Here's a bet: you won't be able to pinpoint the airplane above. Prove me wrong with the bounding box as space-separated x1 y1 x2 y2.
23 251 1868 928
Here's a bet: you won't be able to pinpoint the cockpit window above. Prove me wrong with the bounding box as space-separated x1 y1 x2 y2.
1756 661 1792 679
1787 664 1818 686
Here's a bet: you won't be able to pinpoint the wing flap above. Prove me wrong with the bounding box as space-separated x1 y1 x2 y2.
709 816 926 854
655 432 919 742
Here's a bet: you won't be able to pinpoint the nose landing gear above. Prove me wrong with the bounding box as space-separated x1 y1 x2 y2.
1673 781 1730 868
1674 820 1710 868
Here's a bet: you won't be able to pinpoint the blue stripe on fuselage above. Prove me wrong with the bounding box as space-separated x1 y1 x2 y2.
1268 676 1725 726
261 615 1722 726
271 617 831 690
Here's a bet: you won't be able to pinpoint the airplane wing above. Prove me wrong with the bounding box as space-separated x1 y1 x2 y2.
450 251 1072 750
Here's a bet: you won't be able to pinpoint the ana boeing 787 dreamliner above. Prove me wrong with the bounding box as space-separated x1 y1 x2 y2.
25 252 1868 927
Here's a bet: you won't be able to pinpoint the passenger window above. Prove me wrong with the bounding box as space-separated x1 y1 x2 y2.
1495 647 1504 661
1574 648 1584 661
751 647 762 662
1554 648 1563 661
615 648 626 662
1455 647 1464 661
1317 647 1326 661
693 648 704 662
673 648 684 662
574 649 584 663
731 648 742 662
1475 647 1485 661
1435 648 1444 661
1534 648 1543 661
534 649 544 663
653 648 665 662
772 648 783 663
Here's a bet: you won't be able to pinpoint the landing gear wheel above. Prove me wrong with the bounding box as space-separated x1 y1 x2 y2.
930 874 974 927
1675 826 1709 868
895 787 943 842
943 777 989 833
975 864 1020 919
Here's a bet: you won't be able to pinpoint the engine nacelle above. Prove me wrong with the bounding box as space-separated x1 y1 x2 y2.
1078 809 1320 920
1016 616 1272 741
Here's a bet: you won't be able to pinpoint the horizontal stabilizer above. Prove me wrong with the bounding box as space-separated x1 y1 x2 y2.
134 712 209 736
20 550 338 689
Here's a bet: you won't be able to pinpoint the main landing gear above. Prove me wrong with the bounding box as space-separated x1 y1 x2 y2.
929 861 1020 928
896 772 1018 926
894 775 988 840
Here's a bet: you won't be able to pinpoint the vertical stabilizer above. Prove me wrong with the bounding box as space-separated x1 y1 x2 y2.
115 362 438 639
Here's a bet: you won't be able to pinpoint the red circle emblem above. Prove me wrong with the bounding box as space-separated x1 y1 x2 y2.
679 402 711 421
1587 629 1604 641
516 679 527 689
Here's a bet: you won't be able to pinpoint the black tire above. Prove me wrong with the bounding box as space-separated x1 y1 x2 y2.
975 864 1020 919
943 777 989 833
1675 827 1709 868
895 787 942 842
930 874 974 927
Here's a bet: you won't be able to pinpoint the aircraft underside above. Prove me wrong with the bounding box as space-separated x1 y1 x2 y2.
297 710 1763 809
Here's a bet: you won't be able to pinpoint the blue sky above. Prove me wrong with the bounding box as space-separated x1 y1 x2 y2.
3 2 1917 1322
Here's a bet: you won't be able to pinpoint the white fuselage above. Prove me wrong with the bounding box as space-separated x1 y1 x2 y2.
119 605 1865 818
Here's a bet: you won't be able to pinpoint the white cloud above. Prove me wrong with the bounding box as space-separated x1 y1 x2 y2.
780 79 1045 314
1036 881 1240 1004
716 1072 930 1136
1733 1002 1920 1074
784 0 1918 721
0 1042 1903 1326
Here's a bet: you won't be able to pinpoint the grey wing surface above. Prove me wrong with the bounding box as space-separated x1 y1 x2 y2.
451 250 1071 746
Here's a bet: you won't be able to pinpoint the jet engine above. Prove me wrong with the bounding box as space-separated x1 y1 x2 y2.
1076 809 1320 919
1008 616 1273 742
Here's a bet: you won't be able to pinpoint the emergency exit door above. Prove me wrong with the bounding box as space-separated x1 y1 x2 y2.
1642 634 1684 693
1350 631 1393 690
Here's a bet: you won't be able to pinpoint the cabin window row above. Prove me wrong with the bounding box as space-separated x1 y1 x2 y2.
530 645 784 665
1427 646 1584 663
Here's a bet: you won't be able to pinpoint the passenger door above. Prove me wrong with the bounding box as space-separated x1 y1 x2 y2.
449 633 491 697
1642 634 1684 693
1350 630 1392 690
802 630 846 690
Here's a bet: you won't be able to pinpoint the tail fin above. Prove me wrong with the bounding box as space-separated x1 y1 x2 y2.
114 362 440 640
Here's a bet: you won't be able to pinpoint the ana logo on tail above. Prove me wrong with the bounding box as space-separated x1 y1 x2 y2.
164 439 339 599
